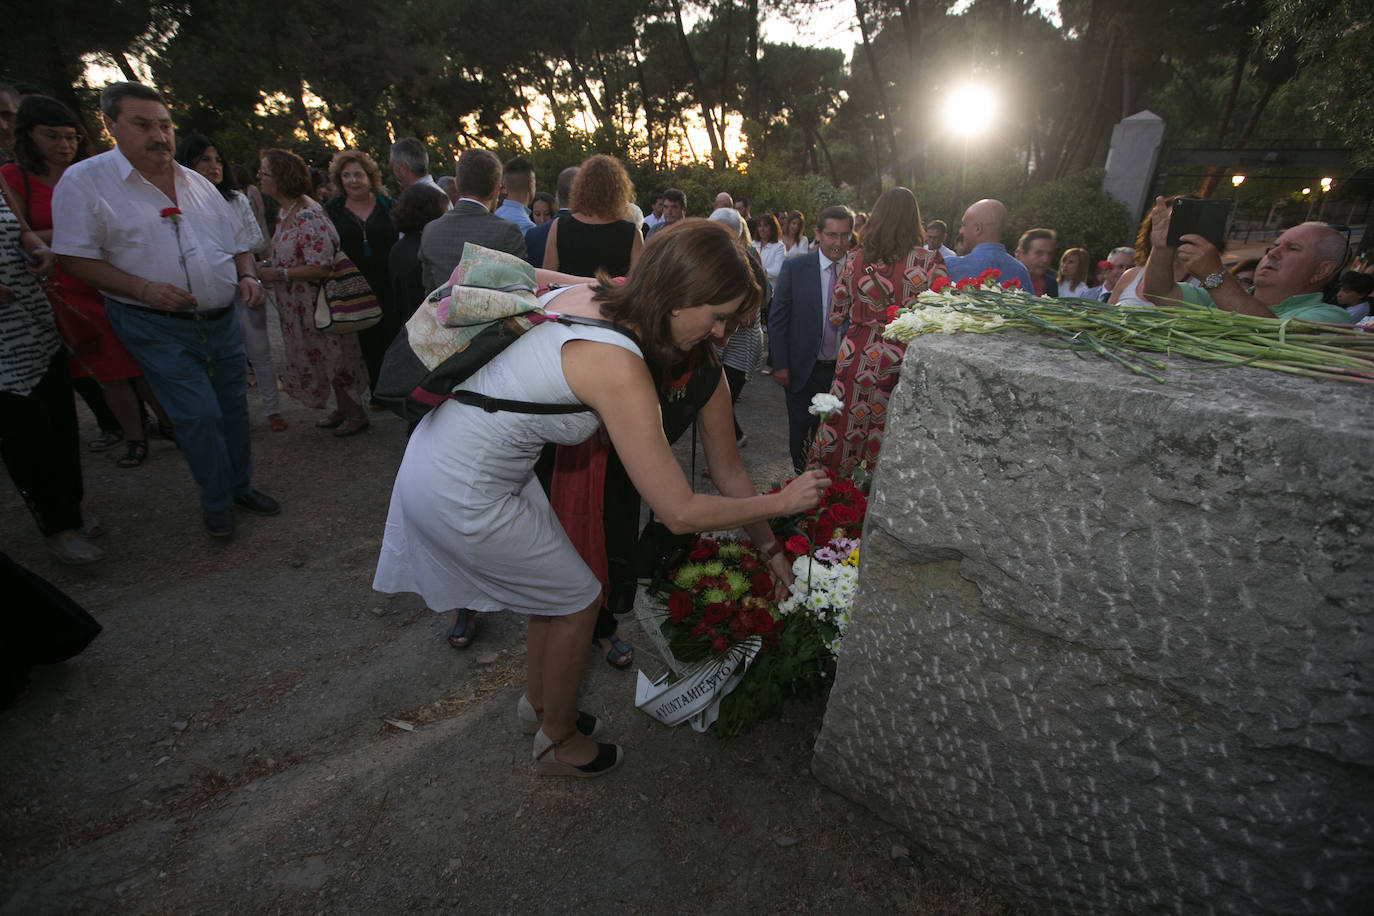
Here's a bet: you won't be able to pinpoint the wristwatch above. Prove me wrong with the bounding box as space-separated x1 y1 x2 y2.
1202 270 1226 289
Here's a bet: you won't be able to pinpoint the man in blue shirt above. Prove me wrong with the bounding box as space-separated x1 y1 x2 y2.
944 199 1034 290
495 157 536 233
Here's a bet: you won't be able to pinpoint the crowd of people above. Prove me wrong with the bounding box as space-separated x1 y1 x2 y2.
1 79 1367 773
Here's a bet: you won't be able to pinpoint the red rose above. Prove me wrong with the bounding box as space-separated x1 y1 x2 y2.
886 305 901 322
668 591 693 623
814 519 835 546
690 621 712 638
739 553 761 573
1001 278 1021 289
829 504 858 526
159 207 182 218
750 572 773 597
729 617 751 641
749 607 776 635
711 636 731 654
785 535 810 556
689 545 715 561
703 601 733 625
931 276 952 293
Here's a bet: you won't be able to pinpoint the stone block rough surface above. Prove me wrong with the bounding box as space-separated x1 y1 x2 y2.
811 333 1373 914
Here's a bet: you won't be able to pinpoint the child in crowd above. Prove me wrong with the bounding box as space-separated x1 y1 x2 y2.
1336 270 1374 322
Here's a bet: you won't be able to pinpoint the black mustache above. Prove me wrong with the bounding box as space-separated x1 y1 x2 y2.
147 143 170 151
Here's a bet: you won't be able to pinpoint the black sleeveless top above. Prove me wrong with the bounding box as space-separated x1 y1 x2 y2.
554 213 637 277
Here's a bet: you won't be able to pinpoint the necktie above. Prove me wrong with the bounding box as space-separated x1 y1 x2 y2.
820 260 840 360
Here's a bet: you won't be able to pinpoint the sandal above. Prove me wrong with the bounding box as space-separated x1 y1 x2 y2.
446 609 478 649
87 431 123 452
268 414 288 432
315 411 345 429
116 440 148 468
598 633 634 670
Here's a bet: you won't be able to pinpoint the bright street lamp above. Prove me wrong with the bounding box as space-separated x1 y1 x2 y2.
1320 177 1333 193
943 83 998 226
1231 174 1245 187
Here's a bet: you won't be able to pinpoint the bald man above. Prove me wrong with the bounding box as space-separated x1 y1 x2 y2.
943 198 1034 290
1141 197 1350 323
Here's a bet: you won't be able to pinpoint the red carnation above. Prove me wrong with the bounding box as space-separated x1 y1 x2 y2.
711 636 731 654
886 305 901 322
954 277 976 290
750 572 773 597
931 276 952 293
749 607 775 635
159 207 182 218
1001 278 1021 290
785 535 810 556
668 591 693 623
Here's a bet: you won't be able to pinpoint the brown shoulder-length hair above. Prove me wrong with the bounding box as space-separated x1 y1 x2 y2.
593 219 763 372
756 213 780 243
328 149 383 194
859 187 923 263
259 148 313 199
1057 247 1091 286
569 154 634 221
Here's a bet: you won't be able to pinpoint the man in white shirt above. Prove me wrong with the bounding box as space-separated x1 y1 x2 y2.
642 191 666 233
923 219 957 261
391 138 446 201
52 81 279 537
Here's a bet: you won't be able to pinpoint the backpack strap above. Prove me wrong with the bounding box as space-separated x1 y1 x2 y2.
449 391 592 414
447 314 641 414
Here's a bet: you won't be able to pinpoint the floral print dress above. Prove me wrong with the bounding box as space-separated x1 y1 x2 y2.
809 246 947 477
265 205 368 410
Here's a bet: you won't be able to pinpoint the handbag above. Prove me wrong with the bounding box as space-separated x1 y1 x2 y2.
313 248 383 334
46 285 103 356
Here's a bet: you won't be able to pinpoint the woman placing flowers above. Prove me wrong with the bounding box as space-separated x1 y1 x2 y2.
373 221 829 777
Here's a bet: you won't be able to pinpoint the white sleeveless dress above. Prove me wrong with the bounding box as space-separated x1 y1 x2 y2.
373 287 640 616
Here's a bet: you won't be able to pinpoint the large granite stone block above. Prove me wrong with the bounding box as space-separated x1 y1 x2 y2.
811 333 1373 914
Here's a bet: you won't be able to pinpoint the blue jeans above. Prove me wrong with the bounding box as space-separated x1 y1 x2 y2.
104 299 252 512
784 360 836 474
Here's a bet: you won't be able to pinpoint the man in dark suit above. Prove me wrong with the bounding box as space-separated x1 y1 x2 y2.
523 165 578 269
420 149 527 290
768 204 855 474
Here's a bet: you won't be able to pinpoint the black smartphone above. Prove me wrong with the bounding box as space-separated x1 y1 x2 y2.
1167 198 1230 250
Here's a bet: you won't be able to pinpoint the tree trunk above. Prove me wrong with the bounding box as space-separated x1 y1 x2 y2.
854 0 899 174
1197 42 1253 198
671 0 725 167
746 0 760 126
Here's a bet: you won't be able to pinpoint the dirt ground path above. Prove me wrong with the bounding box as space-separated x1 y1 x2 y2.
1 357 1004 915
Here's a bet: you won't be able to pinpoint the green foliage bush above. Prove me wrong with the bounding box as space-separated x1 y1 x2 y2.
1006 169 1136 261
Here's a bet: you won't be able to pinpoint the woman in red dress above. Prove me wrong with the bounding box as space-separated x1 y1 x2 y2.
2 95 170 468
810 187 946 477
